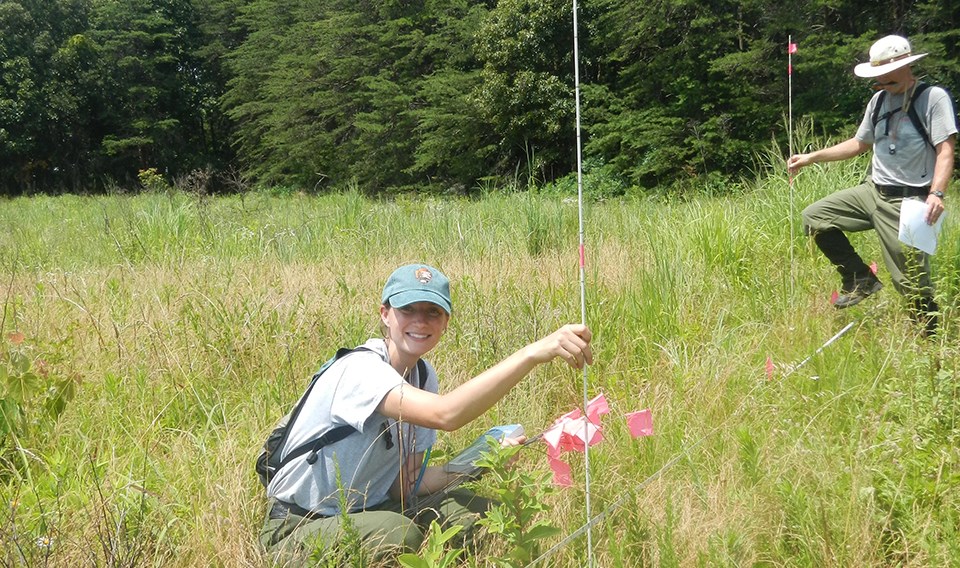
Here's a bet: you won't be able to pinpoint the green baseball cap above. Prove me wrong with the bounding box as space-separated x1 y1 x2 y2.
381 264 452 314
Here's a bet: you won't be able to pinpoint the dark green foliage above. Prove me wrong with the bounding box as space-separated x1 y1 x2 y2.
410 68 495 191
0 0 958 194
224 0 495 192
0 0 94 192
0 0 233 193
473 0 577 185
89 0 224 186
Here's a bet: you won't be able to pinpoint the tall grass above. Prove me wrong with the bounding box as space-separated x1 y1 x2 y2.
1 142 958 566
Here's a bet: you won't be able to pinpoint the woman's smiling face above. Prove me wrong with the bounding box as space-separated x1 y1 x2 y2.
380 301 449 363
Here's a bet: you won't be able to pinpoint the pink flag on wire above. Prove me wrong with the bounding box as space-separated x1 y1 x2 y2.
869 261 878 275
830 290 839 305
585 392 609 424
625 409 653 438
547 455 574 487
788 43 798 54
765 355 775 381
542 393 610 486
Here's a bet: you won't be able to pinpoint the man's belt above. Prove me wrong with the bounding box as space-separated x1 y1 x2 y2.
875 184 930 198
268 499 332 521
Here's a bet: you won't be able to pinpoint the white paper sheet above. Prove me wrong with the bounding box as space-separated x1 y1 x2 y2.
898 198 945 255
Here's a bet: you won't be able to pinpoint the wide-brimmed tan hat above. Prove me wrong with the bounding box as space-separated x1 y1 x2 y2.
854 35 927 78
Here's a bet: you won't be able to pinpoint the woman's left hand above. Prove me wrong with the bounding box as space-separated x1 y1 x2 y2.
500 435 527 468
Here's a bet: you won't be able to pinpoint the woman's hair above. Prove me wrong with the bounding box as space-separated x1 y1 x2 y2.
379 300 391 337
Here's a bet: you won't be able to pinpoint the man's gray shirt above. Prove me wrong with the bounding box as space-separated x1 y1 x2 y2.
856 85 957 188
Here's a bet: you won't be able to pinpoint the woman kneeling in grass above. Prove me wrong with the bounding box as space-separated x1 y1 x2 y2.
260 263 592 563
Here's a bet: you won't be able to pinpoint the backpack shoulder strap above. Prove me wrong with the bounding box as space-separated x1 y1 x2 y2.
278 423 355 469
272 346 374 473
416 358 428 389
288 357 430 467
906 82 934 148
871 90 888 127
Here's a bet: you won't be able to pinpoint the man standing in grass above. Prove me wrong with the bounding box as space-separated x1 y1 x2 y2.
788 34 957 334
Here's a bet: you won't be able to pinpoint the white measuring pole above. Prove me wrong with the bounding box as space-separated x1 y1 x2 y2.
571 1 593 566
788 35 795 297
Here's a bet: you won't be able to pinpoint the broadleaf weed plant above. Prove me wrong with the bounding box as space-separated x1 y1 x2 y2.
474 439 560 567
0 332 79 482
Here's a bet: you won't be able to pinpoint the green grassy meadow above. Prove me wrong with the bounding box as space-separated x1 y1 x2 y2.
2 153 959 566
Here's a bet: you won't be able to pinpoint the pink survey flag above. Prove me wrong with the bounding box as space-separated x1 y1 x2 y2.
625 409 653 437
542 393 610 486
869 261 878 275
548 455 574 487
830 290 839 305
788 43 798 54
584 392 609 424
765 355 774 381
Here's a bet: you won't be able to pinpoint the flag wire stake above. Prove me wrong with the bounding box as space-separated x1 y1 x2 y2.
784 320 857 378
571 1 593 566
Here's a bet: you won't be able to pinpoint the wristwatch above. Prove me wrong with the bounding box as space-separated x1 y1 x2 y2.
931 190 946 200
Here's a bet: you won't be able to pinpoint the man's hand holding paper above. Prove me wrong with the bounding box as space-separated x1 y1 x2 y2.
899 197 946 255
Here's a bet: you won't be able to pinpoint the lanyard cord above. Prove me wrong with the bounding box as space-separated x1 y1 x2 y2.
396 382 407 513
882 80 919 153
412 446 431 496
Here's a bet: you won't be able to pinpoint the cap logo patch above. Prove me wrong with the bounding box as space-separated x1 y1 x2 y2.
414 267 433 284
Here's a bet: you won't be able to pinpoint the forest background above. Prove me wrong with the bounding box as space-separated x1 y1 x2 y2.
2 0 959 197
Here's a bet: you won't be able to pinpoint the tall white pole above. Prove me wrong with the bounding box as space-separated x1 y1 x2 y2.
788 35 795 297
571 2 593 566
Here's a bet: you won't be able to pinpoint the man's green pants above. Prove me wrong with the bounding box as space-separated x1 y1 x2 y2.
801 179 932 298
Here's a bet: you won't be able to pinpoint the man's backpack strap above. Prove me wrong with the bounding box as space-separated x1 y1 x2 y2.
906 83 933 148
871 89 890 129
871 83 936 148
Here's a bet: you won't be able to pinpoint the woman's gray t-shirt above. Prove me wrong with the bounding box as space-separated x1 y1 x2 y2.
267 338 438 515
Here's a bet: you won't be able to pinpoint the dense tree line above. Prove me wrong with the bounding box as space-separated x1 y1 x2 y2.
1 0 957 195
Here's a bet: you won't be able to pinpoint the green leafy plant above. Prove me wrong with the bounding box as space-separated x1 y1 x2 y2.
398 521 464 568
475 439 560 567
1 332 78 479
137 168 169 193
